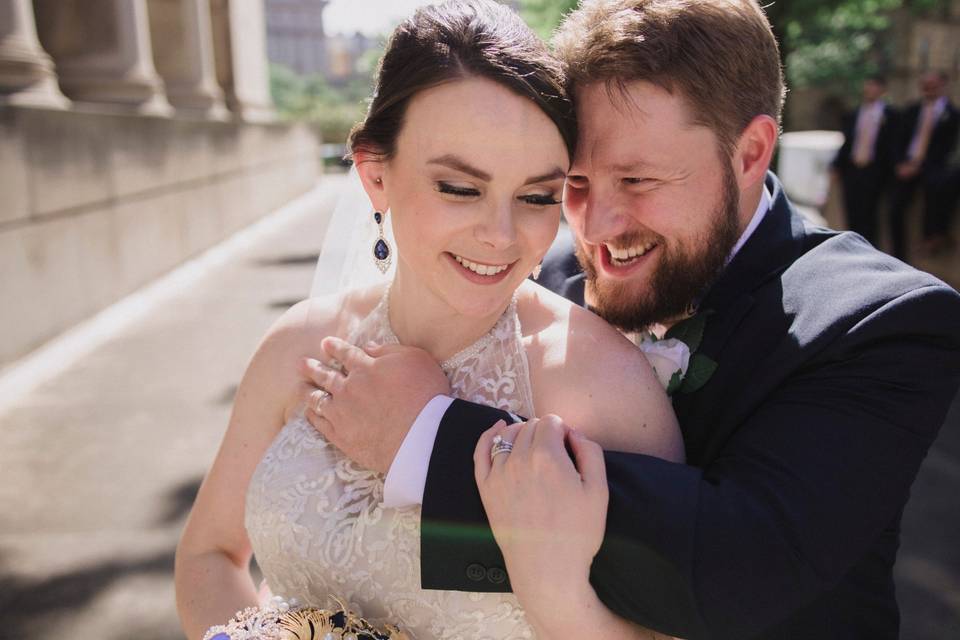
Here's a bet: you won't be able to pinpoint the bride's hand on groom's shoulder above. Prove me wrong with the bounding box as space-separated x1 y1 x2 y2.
475 416 608 623
300 337 450 474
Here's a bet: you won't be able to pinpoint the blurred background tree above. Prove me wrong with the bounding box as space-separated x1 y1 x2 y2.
269 48 378 150
520 0 953 104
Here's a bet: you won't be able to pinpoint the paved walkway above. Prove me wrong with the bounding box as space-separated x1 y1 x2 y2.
0 173 957 639
0 175 342 640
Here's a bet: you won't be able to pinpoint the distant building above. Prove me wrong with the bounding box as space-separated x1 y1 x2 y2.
265 0 520 83
265 0 330 77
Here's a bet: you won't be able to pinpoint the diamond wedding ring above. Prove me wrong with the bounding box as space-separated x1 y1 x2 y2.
490 434 514 461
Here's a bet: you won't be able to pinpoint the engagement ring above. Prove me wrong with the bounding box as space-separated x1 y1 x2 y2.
490 434 513 461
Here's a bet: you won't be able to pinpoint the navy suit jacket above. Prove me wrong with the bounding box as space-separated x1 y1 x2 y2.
418 173 960 639
831 103 901 178
894 100 960 172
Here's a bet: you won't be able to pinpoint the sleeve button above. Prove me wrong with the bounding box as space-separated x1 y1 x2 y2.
466 563 486 582
487 567 507 584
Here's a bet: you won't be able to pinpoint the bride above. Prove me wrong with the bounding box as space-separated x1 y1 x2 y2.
174 1 683 638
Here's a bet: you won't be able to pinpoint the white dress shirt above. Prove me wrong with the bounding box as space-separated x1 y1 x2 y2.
851 100 886 166
907 96 947 161
382 187 773 507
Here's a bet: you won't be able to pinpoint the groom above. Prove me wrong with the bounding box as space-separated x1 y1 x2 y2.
303 1 960 638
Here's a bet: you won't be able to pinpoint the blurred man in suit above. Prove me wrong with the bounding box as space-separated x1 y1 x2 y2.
832 77 899 246
888 70 959 259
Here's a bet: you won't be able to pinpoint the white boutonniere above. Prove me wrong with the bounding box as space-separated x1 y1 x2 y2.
634 311 718 396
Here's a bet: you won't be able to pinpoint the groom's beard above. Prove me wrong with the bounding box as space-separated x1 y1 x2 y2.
576 166 742 333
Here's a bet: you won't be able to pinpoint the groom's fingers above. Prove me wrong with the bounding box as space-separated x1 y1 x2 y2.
321 336 373 372
301 357 346 395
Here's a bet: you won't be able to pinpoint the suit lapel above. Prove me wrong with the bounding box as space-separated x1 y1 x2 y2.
672 174 809 452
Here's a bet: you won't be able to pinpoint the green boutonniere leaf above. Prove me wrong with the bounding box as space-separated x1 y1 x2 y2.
680 353 718 394
665 311 710 352
666 369 684 396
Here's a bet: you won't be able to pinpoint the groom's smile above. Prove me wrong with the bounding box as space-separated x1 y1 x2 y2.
565 80 747 331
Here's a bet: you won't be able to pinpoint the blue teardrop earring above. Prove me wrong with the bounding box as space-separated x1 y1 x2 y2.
373 210 392 274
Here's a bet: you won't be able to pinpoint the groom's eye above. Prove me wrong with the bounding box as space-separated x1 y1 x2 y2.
437 182 481 198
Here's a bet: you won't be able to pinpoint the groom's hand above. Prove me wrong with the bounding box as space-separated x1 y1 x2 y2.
300 337 451 474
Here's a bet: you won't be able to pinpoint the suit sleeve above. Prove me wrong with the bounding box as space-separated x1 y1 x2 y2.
420 285 960 639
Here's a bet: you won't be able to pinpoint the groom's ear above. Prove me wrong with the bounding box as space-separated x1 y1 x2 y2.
354 150 389 212
732 114 778 190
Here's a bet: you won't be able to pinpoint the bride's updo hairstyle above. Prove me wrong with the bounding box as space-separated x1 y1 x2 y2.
348 0 576 161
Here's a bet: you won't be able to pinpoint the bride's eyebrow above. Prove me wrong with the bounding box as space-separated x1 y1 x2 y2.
523 168 566 186
426 154 492 181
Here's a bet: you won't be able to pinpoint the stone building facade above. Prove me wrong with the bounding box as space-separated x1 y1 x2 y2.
265 0 329 77
0 0 320 367
887 0 960 104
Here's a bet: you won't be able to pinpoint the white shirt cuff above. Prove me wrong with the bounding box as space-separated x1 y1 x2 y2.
382 394 455 508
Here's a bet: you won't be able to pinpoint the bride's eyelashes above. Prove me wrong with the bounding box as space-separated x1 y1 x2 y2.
436 182 480 198
519 193 562 207
436 182 561 207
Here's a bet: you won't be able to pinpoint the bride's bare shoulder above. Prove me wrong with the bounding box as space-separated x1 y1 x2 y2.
516 280 636 361
516 281 681 459
265 285 384 350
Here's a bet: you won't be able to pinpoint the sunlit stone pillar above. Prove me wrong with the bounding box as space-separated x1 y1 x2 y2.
147 0 227 119
33 0 172 114
0 0 68 108
212 0 274 122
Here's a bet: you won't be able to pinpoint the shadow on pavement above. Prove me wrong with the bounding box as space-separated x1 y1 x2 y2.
254 253 320 268
216 384 238 406
0 549 174 639
268 299 302 311
154 476 203 528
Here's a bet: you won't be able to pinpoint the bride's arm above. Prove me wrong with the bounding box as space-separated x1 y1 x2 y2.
174 300 322 640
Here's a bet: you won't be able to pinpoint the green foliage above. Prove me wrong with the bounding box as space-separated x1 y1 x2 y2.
519 0 952 100
764 0 949 95
269 63 372 145
519 0 578 40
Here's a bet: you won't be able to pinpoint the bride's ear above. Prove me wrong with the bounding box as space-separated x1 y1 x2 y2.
354 150 389 212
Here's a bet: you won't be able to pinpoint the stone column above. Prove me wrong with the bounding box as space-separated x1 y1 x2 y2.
217 0 275 122
33 0 172 115
147 0 227 119
0 0 68 108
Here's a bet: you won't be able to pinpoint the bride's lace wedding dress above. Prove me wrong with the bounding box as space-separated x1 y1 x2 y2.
245 293 537 639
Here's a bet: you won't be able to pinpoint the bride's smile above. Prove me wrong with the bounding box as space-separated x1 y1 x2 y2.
354 76 569 359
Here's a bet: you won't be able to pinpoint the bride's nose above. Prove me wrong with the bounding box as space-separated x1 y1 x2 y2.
474 201 518 250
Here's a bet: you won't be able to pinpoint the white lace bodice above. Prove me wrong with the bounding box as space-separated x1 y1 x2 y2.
245 292 537 639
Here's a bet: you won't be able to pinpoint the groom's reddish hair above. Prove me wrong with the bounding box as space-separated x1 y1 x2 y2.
554 0 785 157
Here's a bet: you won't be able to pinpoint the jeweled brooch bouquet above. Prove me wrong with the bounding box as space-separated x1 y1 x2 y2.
203 596 410 640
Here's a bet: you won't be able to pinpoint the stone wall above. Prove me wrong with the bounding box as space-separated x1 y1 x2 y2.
0 0 320 367
0 106 319 366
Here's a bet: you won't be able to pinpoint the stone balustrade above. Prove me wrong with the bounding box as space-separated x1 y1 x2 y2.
1 0 274 120
0 1 315 368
